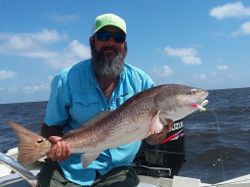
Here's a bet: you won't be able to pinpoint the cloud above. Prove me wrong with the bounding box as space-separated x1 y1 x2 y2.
216 64 229 71
195 73 207 81
152 65 173 77
30 29 65 42
19 50 56 58
209 1 250 20
0 29 66 58
0 30 90 69
0 70 16 80
22 82 50 94
0 81 49 96
45 40 90 69
232 21 250 35
48 13 79 23
211 72 217 77
164 47 202 65
192 72 222 83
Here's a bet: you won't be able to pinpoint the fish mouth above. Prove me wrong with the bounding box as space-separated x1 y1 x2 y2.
195 99 209 112
196 90 209 112
191 90 209 112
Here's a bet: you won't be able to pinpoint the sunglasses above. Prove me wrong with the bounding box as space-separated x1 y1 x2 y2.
95 31 126 43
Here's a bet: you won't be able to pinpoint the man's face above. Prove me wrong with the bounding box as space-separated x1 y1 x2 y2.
91 26 127 79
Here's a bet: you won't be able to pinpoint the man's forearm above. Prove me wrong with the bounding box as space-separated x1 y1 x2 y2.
41 123 64 138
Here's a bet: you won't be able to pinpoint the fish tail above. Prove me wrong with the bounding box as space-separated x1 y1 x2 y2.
9 121 51 165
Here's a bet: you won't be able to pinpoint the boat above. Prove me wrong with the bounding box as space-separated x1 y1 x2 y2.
1 148 250 187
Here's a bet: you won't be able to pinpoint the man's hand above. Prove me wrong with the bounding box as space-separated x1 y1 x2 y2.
146 119 173 145
47 136 71 161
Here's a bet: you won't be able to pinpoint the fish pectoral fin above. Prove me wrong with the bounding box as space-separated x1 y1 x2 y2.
148 111 164 135
81 152 100 168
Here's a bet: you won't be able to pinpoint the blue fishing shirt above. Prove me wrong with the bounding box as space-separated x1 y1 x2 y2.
44 59 155 186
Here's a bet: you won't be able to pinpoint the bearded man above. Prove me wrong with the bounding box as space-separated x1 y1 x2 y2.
37 13 169 187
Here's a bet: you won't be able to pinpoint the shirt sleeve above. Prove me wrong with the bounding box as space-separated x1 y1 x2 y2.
143 74 156 90
44 75 70 126
137 68 155 90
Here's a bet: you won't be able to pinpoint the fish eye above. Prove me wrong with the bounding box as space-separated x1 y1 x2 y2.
190 89 197 94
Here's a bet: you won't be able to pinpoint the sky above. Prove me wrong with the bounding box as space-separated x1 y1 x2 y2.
0 0 250 104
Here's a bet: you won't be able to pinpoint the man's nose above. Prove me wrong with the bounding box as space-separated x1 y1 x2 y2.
105 36 116 44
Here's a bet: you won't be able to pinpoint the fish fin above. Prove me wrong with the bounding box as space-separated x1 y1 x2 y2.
8 121 51 166
84 111 112 126
148 111 164 135
81 152 100 168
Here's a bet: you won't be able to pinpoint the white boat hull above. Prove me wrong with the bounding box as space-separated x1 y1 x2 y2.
1 148 250 187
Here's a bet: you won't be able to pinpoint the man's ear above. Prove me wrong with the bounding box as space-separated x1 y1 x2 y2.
89 36 94 46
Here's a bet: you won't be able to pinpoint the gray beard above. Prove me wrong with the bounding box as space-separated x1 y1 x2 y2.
91 45 127 79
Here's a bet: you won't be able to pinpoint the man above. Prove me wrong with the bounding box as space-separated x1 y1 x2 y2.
37 13 171 187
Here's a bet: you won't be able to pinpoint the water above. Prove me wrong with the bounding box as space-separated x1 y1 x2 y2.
0 87 250 184
180 87 250 183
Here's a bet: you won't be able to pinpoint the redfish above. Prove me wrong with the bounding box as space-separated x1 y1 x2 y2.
10 84 208 168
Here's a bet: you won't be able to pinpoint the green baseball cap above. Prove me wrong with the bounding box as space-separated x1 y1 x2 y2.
92 13 126 35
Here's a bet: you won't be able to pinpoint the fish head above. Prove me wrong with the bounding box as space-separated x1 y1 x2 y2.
156 84 209 121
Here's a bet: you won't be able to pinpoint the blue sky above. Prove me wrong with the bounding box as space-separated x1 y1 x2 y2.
1 0 250 104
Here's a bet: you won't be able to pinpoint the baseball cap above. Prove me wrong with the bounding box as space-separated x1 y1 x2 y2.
92 13 126 35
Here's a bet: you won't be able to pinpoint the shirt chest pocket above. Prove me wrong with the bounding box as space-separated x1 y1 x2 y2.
71 93 101 124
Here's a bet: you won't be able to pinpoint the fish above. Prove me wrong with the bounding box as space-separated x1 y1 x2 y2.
9 84 209 168
0 151 38 187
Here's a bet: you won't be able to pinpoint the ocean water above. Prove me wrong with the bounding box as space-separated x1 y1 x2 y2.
0 87 250 184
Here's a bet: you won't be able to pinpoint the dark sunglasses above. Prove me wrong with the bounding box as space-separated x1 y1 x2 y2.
95 31 126 43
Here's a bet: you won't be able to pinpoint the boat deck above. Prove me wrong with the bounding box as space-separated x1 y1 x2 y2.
1 164 250 187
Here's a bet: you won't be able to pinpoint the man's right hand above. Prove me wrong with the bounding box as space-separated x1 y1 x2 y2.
47 136 71 161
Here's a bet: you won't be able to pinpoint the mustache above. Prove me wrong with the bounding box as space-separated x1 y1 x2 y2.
100 46 118 54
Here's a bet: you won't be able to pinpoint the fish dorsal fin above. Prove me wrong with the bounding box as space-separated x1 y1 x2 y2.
84 111 112 126
81 152 100 168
